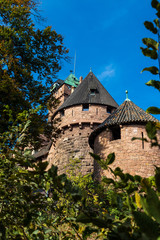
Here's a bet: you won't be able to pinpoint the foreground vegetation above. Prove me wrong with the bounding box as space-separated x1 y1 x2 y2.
1 118 160 239
0 0 160 239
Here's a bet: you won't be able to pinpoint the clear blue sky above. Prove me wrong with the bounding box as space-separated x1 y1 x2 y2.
39 0 159 119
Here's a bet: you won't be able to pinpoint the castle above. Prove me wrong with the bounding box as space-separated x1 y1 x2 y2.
34 71 160 178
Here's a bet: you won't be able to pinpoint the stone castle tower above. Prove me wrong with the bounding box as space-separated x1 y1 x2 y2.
47 71 118 174
89 97 160 178
34 71 160 178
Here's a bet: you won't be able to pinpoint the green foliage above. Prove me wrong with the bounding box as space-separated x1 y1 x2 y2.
1 0 160 239
142 38 158 50
146 80 160 91
0 0 68 142
141 66 159 75
141 0 160 117
147 106 160 114
144 21 158 34
140 47 158 59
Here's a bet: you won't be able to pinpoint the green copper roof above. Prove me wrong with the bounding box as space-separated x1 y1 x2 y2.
64 73 79 87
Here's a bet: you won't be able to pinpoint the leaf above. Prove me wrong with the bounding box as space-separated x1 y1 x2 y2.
151 0 159 9
145 122 157 139
132 137 148 142
142 38 158 50
133 211 159 239
140 47 158 59
106 153 115 165
135 192 142 209
154 18 159 28
146 107 160 114
141 66 159 75
76 213 90 223
144 21 157 34
146 80 160 91
37 161 48 172
89 152 101 161
113 167 125 180
102 177 115 185
141 187 160 224
91 217 108 228
155 166 160 192
134 175 142 183
32 230 39 235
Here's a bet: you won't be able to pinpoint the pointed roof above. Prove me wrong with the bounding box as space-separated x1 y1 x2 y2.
64 73 79 87
58 72 118 111
101 99 159 126
89 99 159 148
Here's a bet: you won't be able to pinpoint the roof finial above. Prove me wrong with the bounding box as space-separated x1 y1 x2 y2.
125 90 128 99
90 67 92 72
125 90 130 101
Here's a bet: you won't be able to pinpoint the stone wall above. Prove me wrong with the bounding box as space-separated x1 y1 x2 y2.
57 104 111 128
47 104 111 175
48 84 72 121
94 124 160 178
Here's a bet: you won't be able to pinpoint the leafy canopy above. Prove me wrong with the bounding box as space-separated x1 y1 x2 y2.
0 0 68 137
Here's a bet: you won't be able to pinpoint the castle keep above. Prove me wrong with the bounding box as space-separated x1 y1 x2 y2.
34 71 160 178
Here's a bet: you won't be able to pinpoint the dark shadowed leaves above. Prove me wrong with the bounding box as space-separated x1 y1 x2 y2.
146 107 160 114
140 47 158 59
146 80 160 91
144 21 158 34
141 66 159 75
142 38 158 50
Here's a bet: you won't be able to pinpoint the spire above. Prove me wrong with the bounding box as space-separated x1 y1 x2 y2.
125 90 130 101
90 67 92 72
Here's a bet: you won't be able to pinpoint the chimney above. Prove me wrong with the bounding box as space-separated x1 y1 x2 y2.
79 76 83 84
71 86 75 93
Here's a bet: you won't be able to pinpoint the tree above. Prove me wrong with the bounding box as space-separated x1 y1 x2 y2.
140 0 160 116
0 0 68 146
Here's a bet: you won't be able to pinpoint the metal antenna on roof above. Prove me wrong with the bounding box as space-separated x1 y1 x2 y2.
74 51 76 75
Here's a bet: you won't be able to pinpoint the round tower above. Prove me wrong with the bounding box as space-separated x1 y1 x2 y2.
89 98 160 178
47 71 118 175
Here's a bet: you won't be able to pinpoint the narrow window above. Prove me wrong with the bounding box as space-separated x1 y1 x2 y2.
96 108 98 115
82 104 89 111
142 132 144 149
107 106 112 114
72 109 73 116
60 109 64 117
111 126 121 140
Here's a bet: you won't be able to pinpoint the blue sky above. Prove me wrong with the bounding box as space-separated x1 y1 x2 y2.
39 0 159 119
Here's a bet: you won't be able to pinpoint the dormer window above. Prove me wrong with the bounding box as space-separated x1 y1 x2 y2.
90 88 98 96
82 104 89 111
